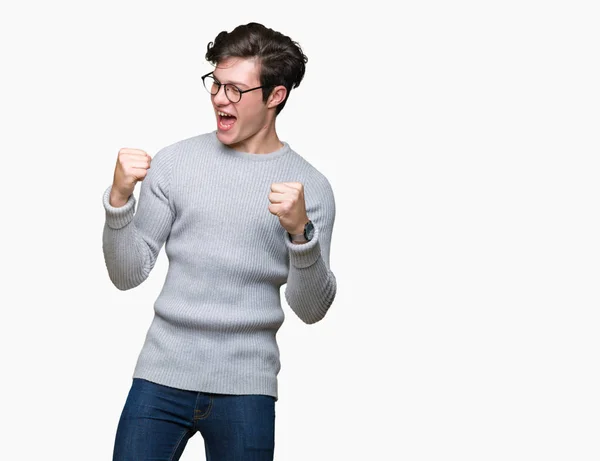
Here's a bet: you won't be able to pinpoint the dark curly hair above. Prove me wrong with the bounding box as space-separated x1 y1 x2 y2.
205 22 307 115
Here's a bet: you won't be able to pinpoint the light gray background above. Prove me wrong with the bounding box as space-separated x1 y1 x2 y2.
1 1 598 460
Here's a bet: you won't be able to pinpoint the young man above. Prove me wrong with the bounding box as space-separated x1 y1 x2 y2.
102 23 337 460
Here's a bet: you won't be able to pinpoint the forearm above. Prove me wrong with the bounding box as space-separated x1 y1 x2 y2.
285 261 337 324
284 227 337 324
102 187 155 290
102 225 154 290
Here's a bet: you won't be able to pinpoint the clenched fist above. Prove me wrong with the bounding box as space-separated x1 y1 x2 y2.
110 148 152 207
268 182 310 235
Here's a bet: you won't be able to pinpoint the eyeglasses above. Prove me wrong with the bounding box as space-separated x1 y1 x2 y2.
201 72 267 103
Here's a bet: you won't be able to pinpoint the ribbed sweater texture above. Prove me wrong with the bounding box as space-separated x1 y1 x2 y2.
102 131 336 400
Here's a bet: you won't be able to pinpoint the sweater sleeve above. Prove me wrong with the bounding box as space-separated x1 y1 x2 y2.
101 148 176 290
283 173 337 324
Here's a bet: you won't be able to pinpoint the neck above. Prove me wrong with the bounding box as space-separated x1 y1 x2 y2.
229 121 283 154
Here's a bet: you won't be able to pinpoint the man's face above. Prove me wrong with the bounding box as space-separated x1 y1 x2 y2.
211 57 270 148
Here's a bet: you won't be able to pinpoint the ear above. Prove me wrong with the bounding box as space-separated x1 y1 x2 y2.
267 85 287 109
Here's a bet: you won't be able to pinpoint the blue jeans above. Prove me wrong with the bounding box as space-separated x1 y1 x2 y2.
113 378 276 461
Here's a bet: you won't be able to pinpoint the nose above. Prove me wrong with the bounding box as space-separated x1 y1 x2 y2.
212 84 230 106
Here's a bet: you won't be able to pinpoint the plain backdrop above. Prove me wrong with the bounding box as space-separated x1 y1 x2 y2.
1 1 599 460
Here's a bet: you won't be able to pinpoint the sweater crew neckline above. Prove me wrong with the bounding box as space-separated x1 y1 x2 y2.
211 131 291 161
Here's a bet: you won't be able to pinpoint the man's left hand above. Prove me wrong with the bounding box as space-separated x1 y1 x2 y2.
268 182 309 234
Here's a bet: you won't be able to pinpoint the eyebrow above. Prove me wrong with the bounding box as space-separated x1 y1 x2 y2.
212 74 250 88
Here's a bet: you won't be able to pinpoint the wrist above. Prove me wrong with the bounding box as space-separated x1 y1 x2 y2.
288 219 314 244
288 232 308 244
109 189 131 208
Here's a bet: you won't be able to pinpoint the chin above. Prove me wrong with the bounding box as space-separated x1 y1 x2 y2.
216 129 236 146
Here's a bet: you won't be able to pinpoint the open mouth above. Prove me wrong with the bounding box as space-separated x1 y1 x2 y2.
217 111 237 131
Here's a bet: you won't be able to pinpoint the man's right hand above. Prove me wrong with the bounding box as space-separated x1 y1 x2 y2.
109 148 152 207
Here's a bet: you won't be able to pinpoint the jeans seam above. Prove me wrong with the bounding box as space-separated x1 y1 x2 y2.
193 396 214 420
168 429 189 461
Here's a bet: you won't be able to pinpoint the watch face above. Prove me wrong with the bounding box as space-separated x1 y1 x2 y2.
304 220 315 240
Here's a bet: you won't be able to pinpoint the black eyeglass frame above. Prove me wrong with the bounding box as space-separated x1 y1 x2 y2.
201 72 269 103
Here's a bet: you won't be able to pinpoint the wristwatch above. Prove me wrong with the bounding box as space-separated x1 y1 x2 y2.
289 220 314 243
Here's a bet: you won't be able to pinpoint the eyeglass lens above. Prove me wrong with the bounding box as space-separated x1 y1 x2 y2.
203 76 241 103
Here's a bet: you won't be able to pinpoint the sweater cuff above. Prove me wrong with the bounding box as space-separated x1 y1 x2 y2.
103 185 136 229
283 225 322 268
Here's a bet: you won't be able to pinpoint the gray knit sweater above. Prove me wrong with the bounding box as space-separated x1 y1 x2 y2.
102 131 336 400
